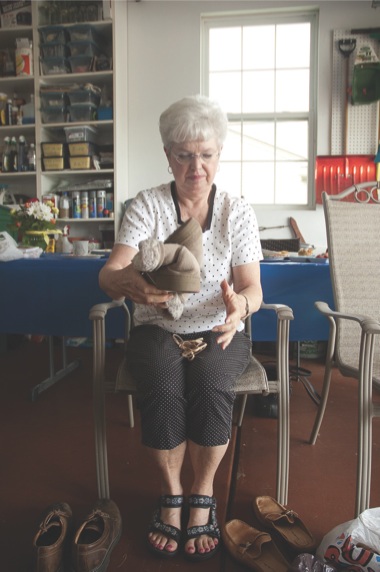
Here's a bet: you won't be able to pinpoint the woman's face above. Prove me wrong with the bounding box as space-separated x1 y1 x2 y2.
166 139 221 196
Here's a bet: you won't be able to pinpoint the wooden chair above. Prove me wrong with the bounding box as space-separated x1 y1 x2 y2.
309 183 380 516
90 300 293 505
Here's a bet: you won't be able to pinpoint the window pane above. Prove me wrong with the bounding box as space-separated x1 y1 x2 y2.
276 121 308 161
223 124 242 161
215 162 241 197
275 162 308 204
276 70 309 112
276 23 310 69
243 25 275 69
209 27 242 71
242 162 275 204
243 71 275 113
243 121 275 161
209 71 241 113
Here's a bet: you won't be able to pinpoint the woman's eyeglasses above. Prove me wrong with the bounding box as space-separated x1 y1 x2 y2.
172 151 220 166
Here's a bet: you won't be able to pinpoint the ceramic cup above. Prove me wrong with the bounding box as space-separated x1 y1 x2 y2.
73 240 89 256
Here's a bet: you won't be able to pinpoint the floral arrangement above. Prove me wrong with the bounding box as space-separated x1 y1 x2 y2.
10 198 58 237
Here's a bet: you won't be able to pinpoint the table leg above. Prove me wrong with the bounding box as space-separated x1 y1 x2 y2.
30 336 80 401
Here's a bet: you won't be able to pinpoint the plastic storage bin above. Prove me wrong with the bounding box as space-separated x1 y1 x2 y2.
40 91 68 109
69 103 97 122
69 156 93 170
41 57 71 75
68 41 100 57
69 55 94 74
40 43 69 58
42 143 66 157
39 26 68 44
41 106 68 124
67 88 101 106
68 142 97 156
43 157 66 171
67 25 100 43
64 125 97 143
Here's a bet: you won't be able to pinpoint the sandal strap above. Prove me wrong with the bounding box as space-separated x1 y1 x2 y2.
160 494 184 508
186 522 220 541
150 508 181 543
188 494 216 508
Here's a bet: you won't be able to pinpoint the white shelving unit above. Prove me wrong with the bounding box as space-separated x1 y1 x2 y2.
0 0 128 243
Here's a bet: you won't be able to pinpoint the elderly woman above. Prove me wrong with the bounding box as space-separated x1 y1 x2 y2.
99 95 263 561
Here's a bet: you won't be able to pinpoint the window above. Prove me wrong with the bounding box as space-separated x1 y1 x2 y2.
201 9 319 207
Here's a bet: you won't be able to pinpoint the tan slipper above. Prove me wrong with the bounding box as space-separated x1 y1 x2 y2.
252 496 316 554
222 519 291 571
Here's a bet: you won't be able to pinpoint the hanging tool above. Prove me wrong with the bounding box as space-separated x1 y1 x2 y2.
258 224 287 232
338 38 357 155
289 217 306 244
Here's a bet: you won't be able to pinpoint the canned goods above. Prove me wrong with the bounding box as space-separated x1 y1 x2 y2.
96 190 106 218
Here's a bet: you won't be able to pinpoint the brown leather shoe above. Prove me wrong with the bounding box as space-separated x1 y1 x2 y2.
33 501 73 572
71 499 122 572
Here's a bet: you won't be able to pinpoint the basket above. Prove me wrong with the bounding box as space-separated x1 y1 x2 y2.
260 238 300 252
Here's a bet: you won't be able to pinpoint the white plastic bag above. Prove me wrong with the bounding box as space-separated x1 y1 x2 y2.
0 231 23 261
317 508 380 571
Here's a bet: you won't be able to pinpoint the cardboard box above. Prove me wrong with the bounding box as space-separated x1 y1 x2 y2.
0 1 31 29
15 37 33 76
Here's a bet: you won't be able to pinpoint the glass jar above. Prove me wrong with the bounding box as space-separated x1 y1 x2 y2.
22 231 50 251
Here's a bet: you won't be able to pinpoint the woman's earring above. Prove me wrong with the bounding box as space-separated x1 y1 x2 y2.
168 166 173 174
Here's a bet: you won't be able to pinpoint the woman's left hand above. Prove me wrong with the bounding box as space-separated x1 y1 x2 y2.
212 279 243 349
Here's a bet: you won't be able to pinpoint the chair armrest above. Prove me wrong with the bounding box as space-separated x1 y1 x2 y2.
260 302 294 322
89 299 128 322
315 301 380 335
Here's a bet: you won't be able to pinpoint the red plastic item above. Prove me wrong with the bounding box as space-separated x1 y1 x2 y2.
315 155 376 203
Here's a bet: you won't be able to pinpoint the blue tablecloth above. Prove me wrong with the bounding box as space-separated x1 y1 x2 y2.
0 256 333 341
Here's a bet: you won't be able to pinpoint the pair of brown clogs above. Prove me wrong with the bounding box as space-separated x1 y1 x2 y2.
222 495 316 571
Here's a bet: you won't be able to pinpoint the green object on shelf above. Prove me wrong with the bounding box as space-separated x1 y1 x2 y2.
0 205 18 241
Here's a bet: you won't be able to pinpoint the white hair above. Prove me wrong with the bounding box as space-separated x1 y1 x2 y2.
159 95 228 149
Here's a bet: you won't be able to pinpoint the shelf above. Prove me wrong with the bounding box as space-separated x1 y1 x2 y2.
39 70 113 86
58 217 114 223
41 169 114 176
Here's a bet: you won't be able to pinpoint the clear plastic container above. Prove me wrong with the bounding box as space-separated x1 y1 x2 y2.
40 91 69 109
64 125 97 143
68 41 100 57
67 89 101 106
67 25 100 43
69 55 94 73
40 57 71 75
40 43 69 59
39 26 68 44
41 106 68 124
69 103 97 122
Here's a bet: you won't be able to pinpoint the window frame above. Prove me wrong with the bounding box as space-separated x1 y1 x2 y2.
201 8 319 209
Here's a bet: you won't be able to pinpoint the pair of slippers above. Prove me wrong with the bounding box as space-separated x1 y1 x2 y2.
148 493 220 562
222 495 316 571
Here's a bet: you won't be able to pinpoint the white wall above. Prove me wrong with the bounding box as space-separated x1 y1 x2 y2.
124 0 379 248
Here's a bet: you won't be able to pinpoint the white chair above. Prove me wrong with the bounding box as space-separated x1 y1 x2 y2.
309 183 380 516
90 300 293 505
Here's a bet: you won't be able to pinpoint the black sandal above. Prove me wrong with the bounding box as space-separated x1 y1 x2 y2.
148 494 183 559
184 494 221 561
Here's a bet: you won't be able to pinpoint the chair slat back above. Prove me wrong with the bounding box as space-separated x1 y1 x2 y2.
323 189 380 375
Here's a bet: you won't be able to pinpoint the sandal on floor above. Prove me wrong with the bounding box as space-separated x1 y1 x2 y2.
222 519 291 572
184 494 221 562
148 494 183 559
252 495 316 554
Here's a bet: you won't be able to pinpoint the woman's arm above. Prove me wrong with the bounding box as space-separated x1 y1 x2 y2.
212 261 262 349
99 243 173 306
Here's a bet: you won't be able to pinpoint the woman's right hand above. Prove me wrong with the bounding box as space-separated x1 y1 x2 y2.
99 244 173 306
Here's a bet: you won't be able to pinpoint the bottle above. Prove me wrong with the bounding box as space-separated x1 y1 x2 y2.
96 190 106 218
17 135 27 172
2 136 11 172
6 99 12 125
21 94 35 125
72 191 81 219
27 142 36 171
59 192 70 218
81 191 89 219
10 136 17 172
89 190 96 218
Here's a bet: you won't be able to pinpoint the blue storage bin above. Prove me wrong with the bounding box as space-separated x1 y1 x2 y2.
39 26 68 44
